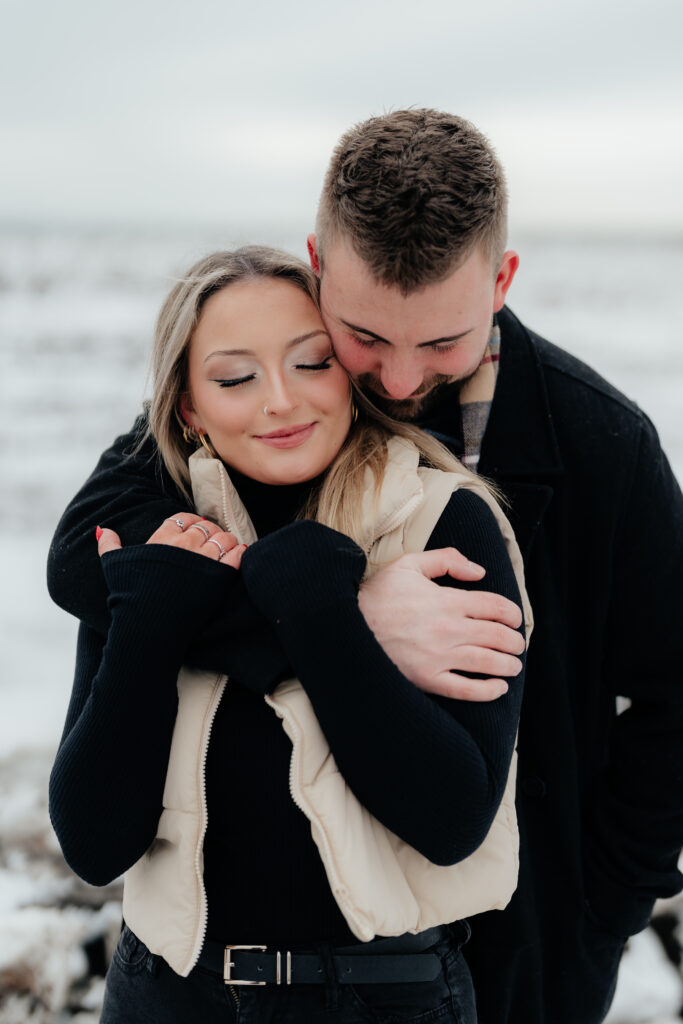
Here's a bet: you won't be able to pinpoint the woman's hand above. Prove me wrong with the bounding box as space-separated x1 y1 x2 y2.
96 512 246 569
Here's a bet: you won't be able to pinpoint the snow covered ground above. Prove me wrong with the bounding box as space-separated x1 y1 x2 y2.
1 227 682 1020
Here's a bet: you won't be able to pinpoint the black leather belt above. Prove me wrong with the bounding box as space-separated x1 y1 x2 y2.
197 926 447 986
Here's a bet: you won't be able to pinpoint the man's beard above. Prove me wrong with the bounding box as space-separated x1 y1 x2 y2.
357 371 475 421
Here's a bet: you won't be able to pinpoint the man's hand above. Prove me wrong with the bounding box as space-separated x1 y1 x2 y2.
358 548 525 701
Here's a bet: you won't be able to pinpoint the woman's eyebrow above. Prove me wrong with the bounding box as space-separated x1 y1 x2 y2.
204 330 330 363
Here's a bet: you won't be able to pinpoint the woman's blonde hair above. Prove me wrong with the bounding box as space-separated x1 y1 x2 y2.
148 245 490 549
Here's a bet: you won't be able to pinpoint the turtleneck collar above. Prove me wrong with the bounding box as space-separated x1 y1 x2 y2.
225 466 325 538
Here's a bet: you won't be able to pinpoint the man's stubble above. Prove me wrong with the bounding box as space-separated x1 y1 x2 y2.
356 369 478 421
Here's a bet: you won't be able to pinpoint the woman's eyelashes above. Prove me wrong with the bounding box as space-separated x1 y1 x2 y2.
212 356 334 389
294 355 334 371
215 375 255 389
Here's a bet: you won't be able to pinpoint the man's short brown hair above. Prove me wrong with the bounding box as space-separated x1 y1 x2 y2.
315 108 508 294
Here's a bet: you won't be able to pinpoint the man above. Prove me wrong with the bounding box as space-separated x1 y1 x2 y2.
48 109 683 1023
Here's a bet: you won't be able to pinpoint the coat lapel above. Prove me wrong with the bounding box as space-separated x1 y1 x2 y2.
479 307 563 560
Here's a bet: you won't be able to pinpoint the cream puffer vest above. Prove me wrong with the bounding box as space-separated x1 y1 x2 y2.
122 439 533 976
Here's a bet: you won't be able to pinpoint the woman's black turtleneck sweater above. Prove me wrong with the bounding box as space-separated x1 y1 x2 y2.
49 470 525 947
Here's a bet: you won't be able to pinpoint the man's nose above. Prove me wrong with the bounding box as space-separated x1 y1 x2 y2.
378 358 425 400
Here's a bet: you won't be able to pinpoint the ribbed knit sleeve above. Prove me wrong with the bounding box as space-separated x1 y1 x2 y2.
49 544 242 886
183 575 292 693
241 489 526 866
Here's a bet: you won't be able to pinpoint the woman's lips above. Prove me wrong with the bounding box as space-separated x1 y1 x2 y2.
254 422 316 449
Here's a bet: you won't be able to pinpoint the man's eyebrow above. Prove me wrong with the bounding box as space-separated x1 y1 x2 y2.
340 320 391 344
204 330 330 363
340 319 474 347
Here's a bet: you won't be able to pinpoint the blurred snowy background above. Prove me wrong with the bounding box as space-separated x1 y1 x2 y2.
1 0 683 1020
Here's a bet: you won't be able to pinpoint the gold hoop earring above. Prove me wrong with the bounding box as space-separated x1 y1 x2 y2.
351 400 359 424
198 431 219 459
182 423 198 445
176 407 198 446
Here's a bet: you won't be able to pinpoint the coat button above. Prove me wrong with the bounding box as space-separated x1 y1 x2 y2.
520 776 546 798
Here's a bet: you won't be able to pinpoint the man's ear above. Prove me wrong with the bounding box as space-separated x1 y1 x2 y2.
307 234 321 276
493 250 519 312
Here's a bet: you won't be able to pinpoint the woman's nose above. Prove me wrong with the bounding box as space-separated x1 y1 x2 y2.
263 376 298 416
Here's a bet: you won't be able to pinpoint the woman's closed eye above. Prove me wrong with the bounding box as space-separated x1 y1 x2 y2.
294 355 335 371
212 356 334 389
215 375 256 389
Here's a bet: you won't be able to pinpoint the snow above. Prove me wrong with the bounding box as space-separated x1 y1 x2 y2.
606 926 683 1022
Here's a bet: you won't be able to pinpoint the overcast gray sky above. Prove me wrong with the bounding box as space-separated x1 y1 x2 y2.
2 0 682 234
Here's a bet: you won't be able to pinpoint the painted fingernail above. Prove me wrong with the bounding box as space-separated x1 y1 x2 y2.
95 526 103 540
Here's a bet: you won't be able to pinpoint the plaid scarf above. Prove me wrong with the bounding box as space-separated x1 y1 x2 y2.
458 320 500 473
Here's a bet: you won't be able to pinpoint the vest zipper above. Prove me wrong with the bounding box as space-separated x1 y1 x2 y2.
263 693 374 942
185 674 228 975
369 491 423 549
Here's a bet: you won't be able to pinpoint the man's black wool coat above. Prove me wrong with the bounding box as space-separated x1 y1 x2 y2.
47 306 683 1024
463 307 683 1024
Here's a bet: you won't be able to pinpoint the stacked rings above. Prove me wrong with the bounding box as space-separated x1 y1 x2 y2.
206 538 227 560
189 523 212 540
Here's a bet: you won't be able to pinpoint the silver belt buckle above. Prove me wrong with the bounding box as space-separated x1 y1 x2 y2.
224 944 267 986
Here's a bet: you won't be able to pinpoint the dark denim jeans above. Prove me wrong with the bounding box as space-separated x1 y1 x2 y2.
100 922 477 1023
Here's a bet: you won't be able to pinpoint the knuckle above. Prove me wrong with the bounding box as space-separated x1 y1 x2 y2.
453 646 474 670
495 624 513 650
460 647 486 672
456 682 481 702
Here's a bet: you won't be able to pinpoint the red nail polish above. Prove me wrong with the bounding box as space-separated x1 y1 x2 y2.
95 526 103 540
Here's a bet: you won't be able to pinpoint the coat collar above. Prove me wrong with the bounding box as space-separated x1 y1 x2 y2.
188 449 259 544
188 437 426 554
479 307 564 481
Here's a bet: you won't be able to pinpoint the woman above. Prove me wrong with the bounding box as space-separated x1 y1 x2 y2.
49 247 530 1023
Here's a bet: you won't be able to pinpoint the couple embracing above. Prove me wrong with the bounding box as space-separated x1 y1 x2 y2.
49 109 683 1024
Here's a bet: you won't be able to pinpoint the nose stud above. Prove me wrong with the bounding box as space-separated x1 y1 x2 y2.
263 405 269 416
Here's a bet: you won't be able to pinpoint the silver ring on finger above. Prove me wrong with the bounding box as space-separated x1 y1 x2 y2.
189 523 211 540
167 517 185 530
206 537 227 560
